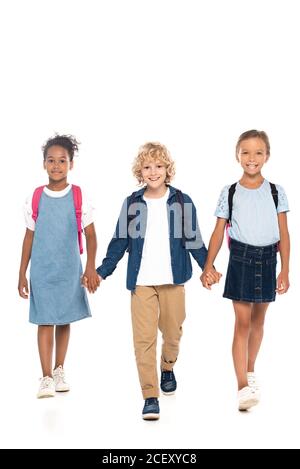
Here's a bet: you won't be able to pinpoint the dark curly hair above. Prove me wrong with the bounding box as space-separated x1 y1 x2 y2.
42 134 80 161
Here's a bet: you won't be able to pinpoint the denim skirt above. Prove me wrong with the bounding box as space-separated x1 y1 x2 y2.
223 238 278 303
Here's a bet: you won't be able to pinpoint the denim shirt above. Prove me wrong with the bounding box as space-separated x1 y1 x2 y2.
97 185 208 291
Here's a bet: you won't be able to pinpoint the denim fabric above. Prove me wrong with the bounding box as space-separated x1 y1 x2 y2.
142 398 160 416
30 190 91 324
97 185 208 291
223 238 278 303
160 370 177 393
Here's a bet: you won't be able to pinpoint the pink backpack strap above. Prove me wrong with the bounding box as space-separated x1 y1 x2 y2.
72 185 83 254
32 186 46 222
225 223 231 248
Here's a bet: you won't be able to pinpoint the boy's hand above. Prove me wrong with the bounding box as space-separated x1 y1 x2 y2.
200 271 212 290
18 275 29 299
82 268 101 294
276 271 290 294
81 275 88 288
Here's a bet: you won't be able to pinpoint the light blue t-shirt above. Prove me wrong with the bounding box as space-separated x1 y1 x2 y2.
214 179 289 246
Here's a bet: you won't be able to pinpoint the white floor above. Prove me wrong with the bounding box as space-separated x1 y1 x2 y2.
2 0 300 450
2 278 299 449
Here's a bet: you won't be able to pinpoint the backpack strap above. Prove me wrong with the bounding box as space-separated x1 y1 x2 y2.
226 181 279 249
269 182 280 252
269 182 278 209
228 182 237 224
127 191 137 252
226 182 237 248
72 185 83 254
32 185 46 222
228 182 278 220
128 191 137 219
175 190 185 247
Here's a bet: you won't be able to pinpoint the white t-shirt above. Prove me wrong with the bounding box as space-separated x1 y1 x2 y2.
136 189 173 286
24 184 94 231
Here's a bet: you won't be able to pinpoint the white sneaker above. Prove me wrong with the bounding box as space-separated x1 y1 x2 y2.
37 376 55 399
238 385 259 410
53 365 70 392
247 372 261 399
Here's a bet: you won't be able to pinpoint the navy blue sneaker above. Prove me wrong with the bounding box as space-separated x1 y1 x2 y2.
142 398 160 420
160 370 177 395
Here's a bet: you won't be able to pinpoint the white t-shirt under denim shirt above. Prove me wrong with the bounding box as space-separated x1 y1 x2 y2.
214 179 289 246
136 188 174 285
24 184 94 230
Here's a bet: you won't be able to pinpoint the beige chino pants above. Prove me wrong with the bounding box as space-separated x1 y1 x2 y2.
131 285 186 399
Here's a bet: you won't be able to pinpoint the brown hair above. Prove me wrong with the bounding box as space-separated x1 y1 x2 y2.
236 130 270 157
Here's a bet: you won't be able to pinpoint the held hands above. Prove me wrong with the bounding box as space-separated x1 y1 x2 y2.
200 266 222 290
276 271 290 294
81 268 101 293
18 274 29 299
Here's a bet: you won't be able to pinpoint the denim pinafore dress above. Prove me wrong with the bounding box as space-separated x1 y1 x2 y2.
29 189 91 325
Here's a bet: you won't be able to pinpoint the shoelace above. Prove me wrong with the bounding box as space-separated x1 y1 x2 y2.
247 374 259 390
40 377 53 389
162 371 174 382
54 367 66 383
145 398 157 406
239 386 256 398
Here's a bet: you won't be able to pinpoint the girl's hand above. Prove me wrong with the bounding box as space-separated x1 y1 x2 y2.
200 268 222 290
18 275 29 299
276 271 290 294
82 268 101 294
211 269 222 283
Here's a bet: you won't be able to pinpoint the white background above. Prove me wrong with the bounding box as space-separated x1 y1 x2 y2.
0 0 299 449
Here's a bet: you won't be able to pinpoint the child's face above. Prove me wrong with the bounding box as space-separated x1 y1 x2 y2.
141 158 167 190
44 145 73 182
236 137 269 175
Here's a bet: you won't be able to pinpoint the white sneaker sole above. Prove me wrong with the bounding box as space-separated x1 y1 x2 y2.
37 391 55 399
162 390 176 395
55 386 70 392
239 397 259 411
142 413 160 420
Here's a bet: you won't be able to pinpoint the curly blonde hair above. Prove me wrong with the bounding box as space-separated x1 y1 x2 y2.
132 142 175 186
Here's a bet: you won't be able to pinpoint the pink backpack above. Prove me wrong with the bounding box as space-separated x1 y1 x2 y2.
32 185 83 254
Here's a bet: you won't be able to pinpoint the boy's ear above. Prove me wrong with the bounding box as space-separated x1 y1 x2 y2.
70 160 74 170
43 160 46 170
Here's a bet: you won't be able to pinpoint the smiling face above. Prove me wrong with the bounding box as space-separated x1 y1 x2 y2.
236 137 269 176
43 145 73 184
141 158 167 191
